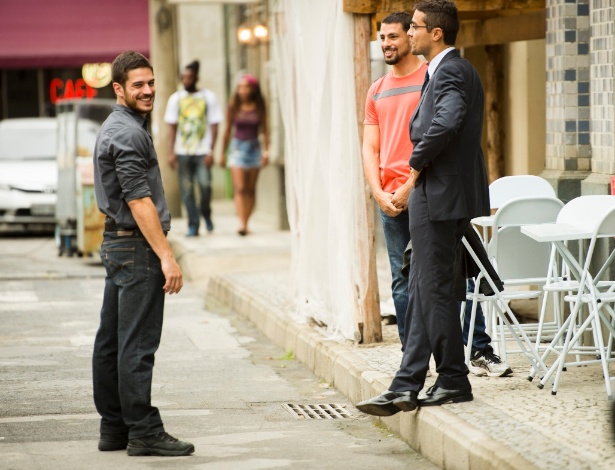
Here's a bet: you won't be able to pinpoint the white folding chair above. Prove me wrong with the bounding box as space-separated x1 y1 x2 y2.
472 175 556 247
489 175 556 209
489 197 565 355
463 196 564 376
526 196 615 397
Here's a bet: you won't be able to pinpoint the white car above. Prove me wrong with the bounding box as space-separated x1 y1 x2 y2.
0 118 58 229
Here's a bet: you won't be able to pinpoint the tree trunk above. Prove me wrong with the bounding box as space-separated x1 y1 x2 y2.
354 14 382 344
485 44 504 183
149 0 182 217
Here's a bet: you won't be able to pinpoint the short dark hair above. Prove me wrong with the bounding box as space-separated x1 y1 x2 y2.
185 60 200 75
381 11 413 33
112 51 153 86
414 0 459 46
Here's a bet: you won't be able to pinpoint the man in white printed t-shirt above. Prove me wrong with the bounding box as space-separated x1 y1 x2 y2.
164 60 223 236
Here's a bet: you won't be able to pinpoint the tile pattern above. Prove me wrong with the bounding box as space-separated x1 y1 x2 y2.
545 0 591 171
590 0 615 173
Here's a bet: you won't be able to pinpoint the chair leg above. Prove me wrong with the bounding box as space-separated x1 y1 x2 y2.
535 290 550 351
547 310 594 395
592 306 612 398
460 236 547 375
607 307 615 361
491 299 548 378
497 299 508 362
465 296 479 367
532 307 576 382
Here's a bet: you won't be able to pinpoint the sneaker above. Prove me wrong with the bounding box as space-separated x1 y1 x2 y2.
98 432 128 451
186 227 199 237
127 431 195 457
470 350 513 377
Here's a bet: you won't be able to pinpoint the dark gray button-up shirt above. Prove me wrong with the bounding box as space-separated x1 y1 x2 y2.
94 104 171 232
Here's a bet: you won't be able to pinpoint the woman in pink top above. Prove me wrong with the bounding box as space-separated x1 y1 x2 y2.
219 74 269 236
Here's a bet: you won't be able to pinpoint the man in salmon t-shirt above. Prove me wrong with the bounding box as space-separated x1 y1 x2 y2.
362 11 512 380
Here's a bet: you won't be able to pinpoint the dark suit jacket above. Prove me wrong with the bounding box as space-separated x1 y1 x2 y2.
409 50 490 221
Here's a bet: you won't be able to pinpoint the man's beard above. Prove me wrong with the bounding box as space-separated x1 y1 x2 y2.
125 94 153 115
383 47 410 65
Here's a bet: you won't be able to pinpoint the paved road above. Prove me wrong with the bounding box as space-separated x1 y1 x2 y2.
0 235 436 469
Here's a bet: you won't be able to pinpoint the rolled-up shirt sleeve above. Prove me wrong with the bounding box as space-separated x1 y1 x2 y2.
110 128 153 202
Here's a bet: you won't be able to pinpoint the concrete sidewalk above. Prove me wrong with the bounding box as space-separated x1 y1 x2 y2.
171 200 615 470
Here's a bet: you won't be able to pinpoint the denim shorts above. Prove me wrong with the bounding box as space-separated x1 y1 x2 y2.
227 138 261 168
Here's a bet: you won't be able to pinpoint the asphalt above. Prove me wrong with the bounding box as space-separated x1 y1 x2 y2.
0 220 436 470
170 200 615 470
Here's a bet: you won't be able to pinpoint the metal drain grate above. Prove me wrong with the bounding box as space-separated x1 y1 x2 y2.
282 403 353 420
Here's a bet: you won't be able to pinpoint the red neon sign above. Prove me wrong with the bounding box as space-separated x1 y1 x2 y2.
50 78 98 104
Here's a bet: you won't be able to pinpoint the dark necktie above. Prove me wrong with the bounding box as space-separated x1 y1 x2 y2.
421 69 430 95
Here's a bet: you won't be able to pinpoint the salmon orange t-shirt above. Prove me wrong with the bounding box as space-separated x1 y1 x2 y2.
364 62 427 193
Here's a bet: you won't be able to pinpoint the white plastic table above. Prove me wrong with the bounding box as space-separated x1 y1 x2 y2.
521 222 615 397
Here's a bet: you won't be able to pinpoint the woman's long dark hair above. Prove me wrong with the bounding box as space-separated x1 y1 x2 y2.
229 74 266 123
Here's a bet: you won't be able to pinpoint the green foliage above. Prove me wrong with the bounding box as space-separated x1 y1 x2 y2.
277 350 294 360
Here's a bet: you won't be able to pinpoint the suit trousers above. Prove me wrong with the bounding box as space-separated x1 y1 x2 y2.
390 179 471 392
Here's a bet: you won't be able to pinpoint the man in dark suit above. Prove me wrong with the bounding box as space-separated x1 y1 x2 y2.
357 0 490 416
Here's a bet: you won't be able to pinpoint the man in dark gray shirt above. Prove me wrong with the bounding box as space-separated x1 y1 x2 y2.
92 51 194 457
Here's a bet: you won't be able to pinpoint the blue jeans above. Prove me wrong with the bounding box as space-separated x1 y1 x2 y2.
461 279 492 355
380 208 411 344
177 154 212 232
93 230 166 439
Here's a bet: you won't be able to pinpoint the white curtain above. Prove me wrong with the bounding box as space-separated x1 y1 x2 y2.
271 0 369 341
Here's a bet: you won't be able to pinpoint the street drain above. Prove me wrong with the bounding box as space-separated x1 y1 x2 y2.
282 403 353 420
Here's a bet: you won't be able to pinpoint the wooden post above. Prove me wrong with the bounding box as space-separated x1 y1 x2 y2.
485 44 504 183
354 14 382 344
149 0 182 217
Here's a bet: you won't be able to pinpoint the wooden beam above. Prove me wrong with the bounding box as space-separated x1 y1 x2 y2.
344 0 544 14
485 45 504 183
371 9 544 44
353 14 382 344
457 9 545 48
344 0 406 13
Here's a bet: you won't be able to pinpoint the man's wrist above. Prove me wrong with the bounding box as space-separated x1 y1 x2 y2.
372 187 385 199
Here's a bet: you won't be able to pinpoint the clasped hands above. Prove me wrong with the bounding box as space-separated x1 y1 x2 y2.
378 167 420 217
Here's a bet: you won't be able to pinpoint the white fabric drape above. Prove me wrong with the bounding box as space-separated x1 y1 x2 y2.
271 0 369 341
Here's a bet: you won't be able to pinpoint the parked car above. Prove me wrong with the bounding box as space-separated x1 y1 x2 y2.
0 118 58 230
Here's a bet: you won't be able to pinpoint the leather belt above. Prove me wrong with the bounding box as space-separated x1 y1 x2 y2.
104 219 136 232
104 219 167 237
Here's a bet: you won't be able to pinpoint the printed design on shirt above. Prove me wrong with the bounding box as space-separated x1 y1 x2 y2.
372 85 423 101
178 95 207 154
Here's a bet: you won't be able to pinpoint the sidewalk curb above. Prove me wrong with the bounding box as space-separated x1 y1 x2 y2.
207 273 539 470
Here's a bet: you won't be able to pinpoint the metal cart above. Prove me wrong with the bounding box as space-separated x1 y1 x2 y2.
55 98 115 257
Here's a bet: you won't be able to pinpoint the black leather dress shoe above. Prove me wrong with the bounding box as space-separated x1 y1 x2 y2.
392 391 419 412
418 385 473 407
356 391 417 416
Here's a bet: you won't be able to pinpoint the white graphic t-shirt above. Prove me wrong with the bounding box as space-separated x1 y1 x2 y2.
164 88 223 155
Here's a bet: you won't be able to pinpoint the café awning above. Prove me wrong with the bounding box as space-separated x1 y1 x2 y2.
0 0 150 68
